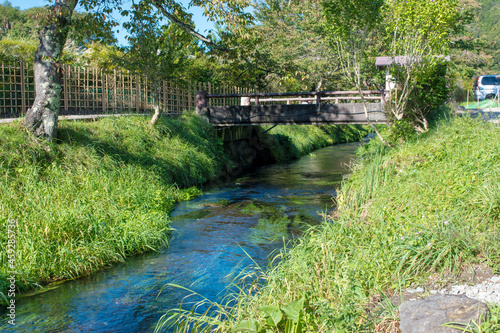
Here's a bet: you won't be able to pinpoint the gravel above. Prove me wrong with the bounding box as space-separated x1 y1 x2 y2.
406 275 500 305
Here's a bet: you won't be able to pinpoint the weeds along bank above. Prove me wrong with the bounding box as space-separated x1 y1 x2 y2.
0 114 224 300
262 124 368 162
168 116 500 332
0 113 367 302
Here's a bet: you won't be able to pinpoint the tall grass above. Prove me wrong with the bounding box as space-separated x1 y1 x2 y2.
262 124 369 162
160 116 500 332
0 114 226 296
0 113 366 304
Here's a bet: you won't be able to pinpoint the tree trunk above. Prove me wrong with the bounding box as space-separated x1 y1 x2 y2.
358 88 391 147
150 104 162 126
150 83 162 126
24 0 77 139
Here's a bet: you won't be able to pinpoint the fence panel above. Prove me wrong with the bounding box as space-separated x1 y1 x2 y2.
1 62 250 119
0 62 34 118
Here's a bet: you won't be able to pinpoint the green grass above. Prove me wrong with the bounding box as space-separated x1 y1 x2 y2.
261 124 369 162
0 113 367 305
160 115 500 332
0 113 226 296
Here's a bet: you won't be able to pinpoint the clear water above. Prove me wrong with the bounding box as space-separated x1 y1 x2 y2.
1 143 360 332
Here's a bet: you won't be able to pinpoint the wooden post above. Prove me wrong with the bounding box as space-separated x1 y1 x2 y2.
63 65 68 112
101 70 106 113
162 80 166 113
80 66 83 111
254 96 260 105
381 90 386 105
195 90 209 120
113 69 117 111
1 63 4 117
85 67 88 111
76 66 80 110
187 82 192 111
93 67 96 110
195 90 207 111
20 60 26 114
223 84 227 106
129 72 133 112
135 75 140 113
84 67 88 112
316 93 322 112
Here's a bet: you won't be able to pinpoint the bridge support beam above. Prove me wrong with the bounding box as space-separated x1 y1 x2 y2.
218 126 258 168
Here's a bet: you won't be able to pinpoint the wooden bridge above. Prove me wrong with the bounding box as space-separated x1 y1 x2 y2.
195 90 388 126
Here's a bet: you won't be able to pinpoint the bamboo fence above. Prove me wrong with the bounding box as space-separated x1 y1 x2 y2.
0 61 249 119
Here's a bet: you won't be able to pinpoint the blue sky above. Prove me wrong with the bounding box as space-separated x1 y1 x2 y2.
14 0 216 46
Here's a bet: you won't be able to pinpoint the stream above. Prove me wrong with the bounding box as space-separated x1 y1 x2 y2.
1 142 361 332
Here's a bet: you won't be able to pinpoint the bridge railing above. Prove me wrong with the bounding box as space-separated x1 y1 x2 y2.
196 90 385 109
195 90 388 126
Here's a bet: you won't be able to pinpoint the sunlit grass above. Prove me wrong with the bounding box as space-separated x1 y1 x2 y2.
262 124 369 162
0 114 367 304
159 115 500 332
0 113 225 297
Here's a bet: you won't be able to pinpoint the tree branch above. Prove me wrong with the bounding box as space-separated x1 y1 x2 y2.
151 0 283 76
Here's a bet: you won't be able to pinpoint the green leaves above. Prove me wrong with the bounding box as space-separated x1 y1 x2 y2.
231 319 262 332
121 0 200 92
259 305 283 327
383 0 461 55
323 0 384 39
250 0 337 91
231 298 306 333
280 298 304 323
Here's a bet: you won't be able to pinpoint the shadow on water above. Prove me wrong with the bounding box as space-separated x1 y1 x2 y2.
1 142 361 332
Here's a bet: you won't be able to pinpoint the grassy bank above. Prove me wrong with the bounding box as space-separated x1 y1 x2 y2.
162 116 500 332
0 114 226 299
0 113 367 303
262 124 369 162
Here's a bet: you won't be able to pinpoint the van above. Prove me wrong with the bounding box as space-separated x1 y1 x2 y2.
473 75 500 101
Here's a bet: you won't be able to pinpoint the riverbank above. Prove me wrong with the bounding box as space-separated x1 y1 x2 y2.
163 115 500 332
0 113 368 303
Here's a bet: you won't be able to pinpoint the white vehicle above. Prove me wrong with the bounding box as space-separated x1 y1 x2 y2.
473 75 500 101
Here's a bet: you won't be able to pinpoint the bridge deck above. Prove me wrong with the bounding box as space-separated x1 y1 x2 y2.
201 103 387 126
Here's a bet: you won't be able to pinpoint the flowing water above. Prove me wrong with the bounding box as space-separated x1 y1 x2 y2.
2 142 361 332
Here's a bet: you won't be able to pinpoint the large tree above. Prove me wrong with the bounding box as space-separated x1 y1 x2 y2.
323 0 389 145
22 0 120 138
23 0 79 138
23 0 252 138
252 0 336 91
123 0 199 126
383 0 462 131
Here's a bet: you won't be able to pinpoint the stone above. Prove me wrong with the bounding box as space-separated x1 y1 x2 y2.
399 294 488 333
465 289 478 297
491 276 500 283
407 287 424 294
